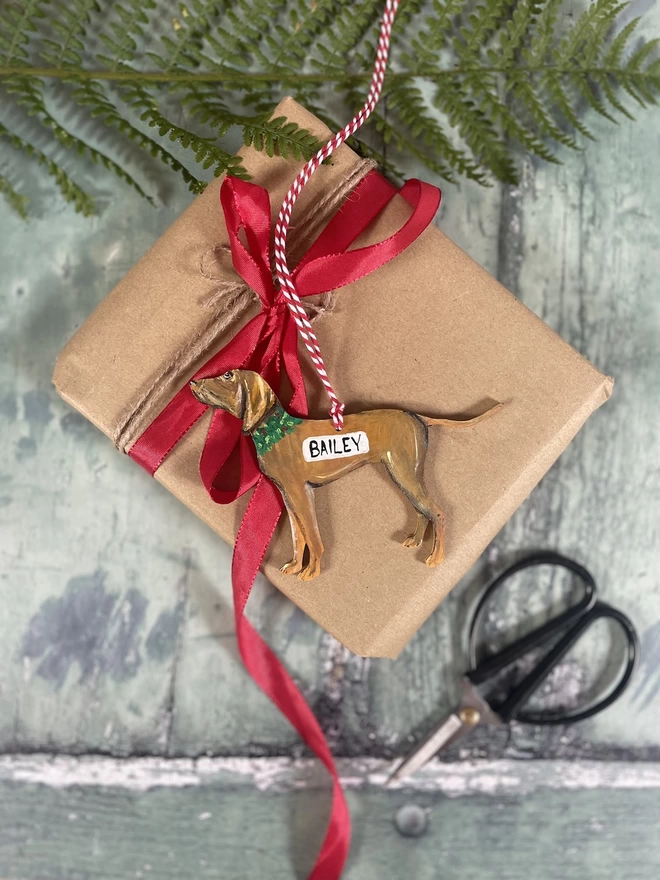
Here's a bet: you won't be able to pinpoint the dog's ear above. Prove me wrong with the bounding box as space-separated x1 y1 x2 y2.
241 372 275 434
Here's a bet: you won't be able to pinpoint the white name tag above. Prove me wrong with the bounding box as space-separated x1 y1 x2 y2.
302 431 369 462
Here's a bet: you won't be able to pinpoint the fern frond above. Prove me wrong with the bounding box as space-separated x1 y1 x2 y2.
0 0 49 66
271 0 348 70
205 0 291 71
604 16 641 69
1 0 659 211
236 115 319 161
0 121 94 214
542 69 595 140
148 0 229 72
44 0 195 199
373 104 458 182
4 76 152 201
510 73 580 149
435 77 518 183
201 2 260 69
467 71 560 165
314 0 383 74
495 0 541 67
407 0 465 68
569 69 617 123
582 2 627 66
0 172 29 219
593 69 634 119
97 0 157 70
43 0 203 192
72 80 205 191
455 0 516 61
386 81 488 184
622 39 660 104
45 0 191 190
553 0 621 68
182 85 325 160
628 37 660 73
523 0 563 67
40 0 100 69
97 3 240 189
1 0 152 211
122 85 248 181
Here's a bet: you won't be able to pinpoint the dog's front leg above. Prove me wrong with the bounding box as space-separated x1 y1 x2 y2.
280 502 307 577
281 483 324 581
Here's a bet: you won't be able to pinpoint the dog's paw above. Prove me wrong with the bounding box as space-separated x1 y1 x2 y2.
402 535 423 549
280 561 303 576
425 552 444 567
297 563 321 581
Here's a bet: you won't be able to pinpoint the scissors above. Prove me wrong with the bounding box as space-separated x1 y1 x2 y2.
388 551 639 784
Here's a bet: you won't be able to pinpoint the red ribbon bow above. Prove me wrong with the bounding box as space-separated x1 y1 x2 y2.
129 170 440 879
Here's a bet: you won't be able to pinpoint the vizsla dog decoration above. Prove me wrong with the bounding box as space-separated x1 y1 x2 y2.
191 370 502 581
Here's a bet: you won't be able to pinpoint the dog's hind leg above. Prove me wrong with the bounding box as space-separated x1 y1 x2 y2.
426 508 446 567
383 451 445 567
402 512 429 549
280 503 307 577
281 483 324 581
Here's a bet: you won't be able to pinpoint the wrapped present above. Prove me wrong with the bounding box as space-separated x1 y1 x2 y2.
53 97 612 659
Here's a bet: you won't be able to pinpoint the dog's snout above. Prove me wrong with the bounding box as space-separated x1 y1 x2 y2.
189 379 205 400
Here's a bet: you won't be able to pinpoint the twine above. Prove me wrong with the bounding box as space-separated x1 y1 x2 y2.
274 0 400 429
112 158 377 452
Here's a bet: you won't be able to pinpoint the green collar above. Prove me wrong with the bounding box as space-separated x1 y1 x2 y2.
251 403 303 455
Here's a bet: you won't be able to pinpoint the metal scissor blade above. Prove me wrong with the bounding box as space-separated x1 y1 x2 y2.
439 677 505 752
385 712 464 786
385 679 503 786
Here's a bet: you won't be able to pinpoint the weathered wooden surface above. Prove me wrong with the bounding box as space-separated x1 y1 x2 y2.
0 102 502 757
2 756 660 880
1 0 660 876
4 91 658 756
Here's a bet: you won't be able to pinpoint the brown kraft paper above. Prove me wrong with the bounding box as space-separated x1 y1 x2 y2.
53 98 613 659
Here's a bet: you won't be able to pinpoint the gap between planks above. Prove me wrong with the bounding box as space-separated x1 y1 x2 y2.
2 754 660 795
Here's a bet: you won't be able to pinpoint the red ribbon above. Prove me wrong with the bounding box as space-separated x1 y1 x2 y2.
130 170 440 878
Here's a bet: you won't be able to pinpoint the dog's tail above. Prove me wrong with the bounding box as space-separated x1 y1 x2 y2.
418 401 503 429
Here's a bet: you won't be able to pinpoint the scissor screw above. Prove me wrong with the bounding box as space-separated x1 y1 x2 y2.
459 707 481 726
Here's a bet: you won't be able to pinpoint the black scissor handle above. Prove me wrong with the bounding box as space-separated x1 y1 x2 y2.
505 602 639 725
467 552 638 725
468 552 597 684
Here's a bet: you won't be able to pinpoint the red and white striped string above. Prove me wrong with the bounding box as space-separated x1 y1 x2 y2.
273 0 400 430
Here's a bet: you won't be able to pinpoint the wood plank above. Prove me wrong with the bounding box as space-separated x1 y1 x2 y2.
353 2 660 759
1 756 660 879
0 158 323 755
1 3 659 760
0 115 504 756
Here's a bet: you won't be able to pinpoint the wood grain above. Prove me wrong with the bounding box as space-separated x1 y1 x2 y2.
1 756 660 880
1 76 659 757
1 2 659 876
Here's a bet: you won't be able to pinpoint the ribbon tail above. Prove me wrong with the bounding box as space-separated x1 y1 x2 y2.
232 477 351 878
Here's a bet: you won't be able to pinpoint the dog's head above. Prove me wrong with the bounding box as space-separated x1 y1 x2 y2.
190 370 276 434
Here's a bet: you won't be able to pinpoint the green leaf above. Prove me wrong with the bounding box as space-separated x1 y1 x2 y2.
0 121 94 215
1 0 659 209
0 172 29 219
602 16 639 73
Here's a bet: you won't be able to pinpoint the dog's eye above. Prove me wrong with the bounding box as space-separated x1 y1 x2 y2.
222 371 233 380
